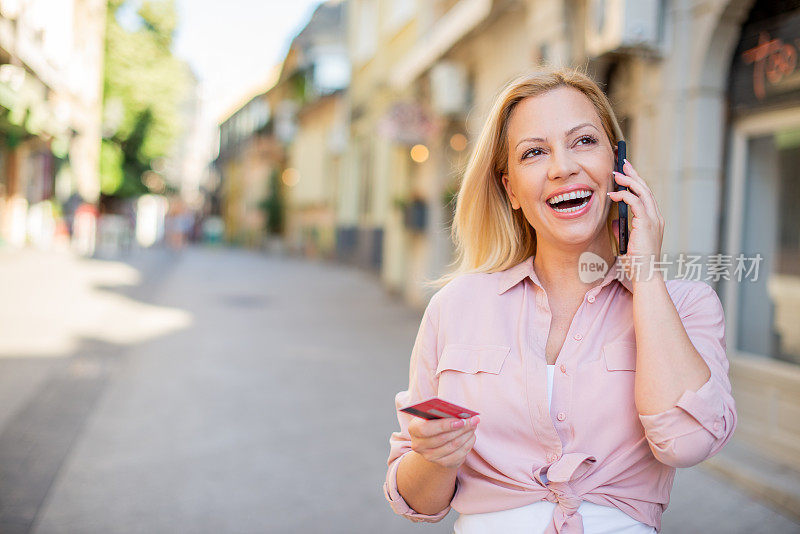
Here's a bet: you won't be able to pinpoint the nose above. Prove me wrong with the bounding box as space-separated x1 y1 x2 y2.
546 147 580 181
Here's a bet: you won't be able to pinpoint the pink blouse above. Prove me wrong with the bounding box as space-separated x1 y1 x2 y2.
384 254 737 533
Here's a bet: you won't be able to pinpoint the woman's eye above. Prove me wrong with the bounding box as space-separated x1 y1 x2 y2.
522 148 543 159
522 136 597 160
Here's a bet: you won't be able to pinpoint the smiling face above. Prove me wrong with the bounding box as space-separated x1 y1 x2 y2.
501 86 616 252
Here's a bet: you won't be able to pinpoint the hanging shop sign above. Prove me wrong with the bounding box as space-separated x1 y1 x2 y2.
377 101 442 146
731 10 800 113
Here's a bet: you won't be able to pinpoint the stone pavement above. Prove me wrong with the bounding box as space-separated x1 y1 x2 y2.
0 246 797 533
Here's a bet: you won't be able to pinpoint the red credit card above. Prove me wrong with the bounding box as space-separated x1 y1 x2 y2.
400 397 479 420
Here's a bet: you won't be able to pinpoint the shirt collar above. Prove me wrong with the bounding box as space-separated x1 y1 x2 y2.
496 254 634 295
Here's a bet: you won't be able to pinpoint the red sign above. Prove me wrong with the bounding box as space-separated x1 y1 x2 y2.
731 11 800 112
742 31 798 100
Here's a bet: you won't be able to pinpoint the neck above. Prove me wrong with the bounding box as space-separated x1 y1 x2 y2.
533 236 616 297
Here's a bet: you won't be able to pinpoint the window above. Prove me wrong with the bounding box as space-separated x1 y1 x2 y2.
734 126 800 365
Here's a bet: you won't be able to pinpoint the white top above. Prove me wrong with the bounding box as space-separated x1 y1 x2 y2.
546 364 556 407
453 365 657 534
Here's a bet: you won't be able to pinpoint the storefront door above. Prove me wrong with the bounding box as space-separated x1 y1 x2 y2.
725 109 800 366
722 108 800 468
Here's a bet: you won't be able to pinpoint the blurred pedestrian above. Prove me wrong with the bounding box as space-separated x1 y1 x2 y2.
384 65 737 534
72 202 98 256
165 198 193 250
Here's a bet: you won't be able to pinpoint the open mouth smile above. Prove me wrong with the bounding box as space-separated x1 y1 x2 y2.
546 189 593 214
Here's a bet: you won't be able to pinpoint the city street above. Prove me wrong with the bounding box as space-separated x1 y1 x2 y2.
0 246 797 533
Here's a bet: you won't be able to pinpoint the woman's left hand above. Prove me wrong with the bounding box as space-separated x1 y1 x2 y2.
607 159 665 281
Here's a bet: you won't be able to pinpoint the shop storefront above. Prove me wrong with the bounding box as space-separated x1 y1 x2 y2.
717 0 800 500
0 62 69 247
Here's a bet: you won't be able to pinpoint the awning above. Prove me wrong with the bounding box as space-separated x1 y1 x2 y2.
389 0 492 91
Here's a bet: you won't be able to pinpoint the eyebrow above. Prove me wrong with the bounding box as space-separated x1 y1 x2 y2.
515 122 599 149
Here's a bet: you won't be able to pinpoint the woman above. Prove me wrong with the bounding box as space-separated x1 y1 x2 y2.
383 66 737 534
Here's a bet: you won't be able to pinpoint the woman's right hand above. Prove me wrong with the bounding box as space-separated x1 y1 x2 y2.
408 415 480 469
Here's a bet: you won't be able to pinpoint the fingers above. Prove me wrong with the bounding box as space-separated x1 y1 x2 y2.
622 159 651 192
620 160 665 222
426 427 476 462
408 417 452 438
432 431 477 466
408 416 480 468
607 189 645 220
612 172 658 218
410 415 479 438
418 424 474 450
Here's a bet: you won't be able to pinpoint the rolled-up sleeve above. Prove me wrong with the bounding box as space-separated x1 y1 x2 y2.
638 282 738 468
383 295 452 522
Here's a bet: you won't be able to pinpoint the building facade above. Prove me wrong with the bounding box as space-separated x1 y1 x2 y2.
283 0 349 259
216 92 278 246
0 0 106 248
215 1 348 253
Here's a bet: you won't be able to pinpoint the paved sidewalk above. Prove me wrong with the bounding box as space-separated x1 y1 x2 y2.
0 247 796 533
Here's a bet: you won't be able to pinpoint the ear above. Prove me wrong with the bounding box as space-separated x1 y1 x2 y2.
500 173 520 210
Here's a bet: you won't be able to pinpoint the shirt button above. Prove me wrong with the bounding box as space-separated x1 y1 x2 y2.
587 295 596 303
560 363 566 373
713 421 722 432
557 412 566 421
573 333 583 341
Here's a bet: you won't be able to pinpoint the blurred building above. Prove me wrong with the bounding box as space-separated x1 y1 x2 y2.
215 0 349 252
216 90 277 246
340 0 800 519
343 0 416 281
0 0 106 247
345 0 494 303
283 0 349 259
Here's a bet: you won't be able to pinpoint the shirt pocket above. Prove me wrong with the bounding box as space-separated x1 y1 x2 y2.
602 341 637 371
599 341 640 429
435 344 511 376
434 344 511 408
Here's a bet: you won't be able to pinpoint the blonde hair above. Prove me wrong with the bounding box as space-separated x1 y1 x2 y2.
425 64 624 290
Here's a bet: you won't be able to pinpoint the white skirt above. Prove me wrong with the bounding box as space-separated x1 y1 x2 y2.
454 499 657 534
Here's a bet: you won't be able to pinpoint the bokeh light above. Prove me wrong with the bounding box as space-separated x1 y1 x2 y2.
449 133 467 151
282 168 300 186
410 144 429 163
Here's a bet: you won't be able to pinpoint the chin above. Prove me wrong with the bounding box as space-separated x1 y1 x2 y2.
546 233 592 248
549 225 608 249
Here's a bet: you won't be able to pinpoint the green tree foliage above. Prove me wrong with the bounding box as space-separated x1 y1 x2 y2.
101 0 189 197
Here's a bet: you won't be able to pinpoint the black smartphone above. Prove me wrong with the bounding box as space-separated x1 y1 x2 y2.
615 140 628 255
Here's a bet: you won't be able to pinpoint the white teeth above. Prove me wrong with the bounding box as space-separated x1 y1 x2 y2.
547 189 592 205
549 194 591 213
